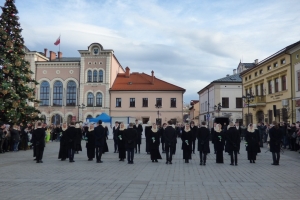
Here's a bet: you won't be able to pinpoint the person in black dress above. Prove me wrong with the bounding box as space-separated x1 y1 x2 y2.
58 123 68 161
86 124 95 161
235 122 242 154
245 124 258 163
227 122 240 166
269 121 283 165
211 123 217 154
117 123 126 161
94 120 106 163
75 123 82 154
181 123 192 163
145 121 151 154
190 121 197 154
197 121 210 165
124 123 138 164
133 119 143 154
150 123 162 162
214 124 225 163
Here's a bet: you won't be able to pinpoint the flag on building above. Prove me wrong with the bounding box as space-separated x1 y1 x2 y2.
54 35 60 46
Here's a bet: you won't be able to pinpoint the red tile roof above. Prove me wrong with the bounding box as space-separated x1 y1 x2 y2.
110 69 185 92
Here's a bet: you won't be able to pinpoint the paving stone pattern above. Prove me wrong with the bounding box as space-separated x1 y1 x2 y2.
0 139 300 200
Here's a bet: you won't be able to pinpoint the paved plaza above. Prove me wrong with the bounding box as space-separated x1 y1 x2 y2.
0 139 300 200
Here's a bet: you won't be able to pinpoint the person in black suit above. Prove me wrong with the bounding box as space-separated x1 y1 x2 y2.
227 122 240 166
197 121 210 165
33 122 46 163
113 121 119 153
235 122 242 154
94 120 106 163
133 119 143 154
124 123 138 164
164 120 177 164
190 121 197 154
58 122 68 161
65 121 76 163
160 123 167 153
269 121 283 165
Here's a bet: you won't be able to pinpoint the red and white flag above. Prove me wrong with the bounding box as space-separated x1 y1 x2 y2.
54 35 60 45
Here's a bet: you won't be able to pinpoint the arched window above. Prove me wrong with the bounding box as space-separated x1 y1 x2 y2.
87 92 94 107
51 114 62 125
93 70 97 82
87 70 92 82
40 114 46 122
99 70 103 83
66 81 76 106
40 81 50 106
96 92 102 107
67 115 73 124
86 115 93 121
53 81 63 106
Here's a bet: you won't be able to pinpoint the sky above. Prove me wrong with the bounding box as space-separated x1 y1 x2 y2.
3 0 300 104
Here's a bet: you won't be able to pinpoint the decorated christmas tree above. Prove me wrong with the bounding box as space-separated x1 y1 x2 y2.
0 0 40 124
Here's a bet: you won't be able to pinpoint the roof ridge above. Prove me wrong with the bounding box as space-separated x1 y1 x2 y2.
142 72 185 91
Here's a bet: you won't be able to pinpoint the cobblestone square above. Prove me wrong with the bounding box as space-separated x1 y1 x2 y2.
0 139 300 200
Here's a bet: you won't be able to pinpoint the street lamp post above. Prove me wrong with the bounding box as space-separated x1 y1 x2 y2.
155 104 161 125
214 103 222 117
78 103 86 122
242 93 255 125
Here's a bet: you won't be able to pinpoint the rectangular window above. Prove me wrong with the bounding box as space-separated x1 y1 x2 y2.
116 98 121 107
142 98 148 107
130 98 135 107
205 101 207 111
282 76 286 91
156 98 162 107
249 75 251 80
255 72 258 77
268 80 272 94
249 87 252 95
260 83 264 96
170 98 176 107
273 62 278 68
222 97 229 108
281 59 286 65
259 69 263 74
236 98 243 108
255 85 259 96
275 78 279 93
267 66 271 70
245 77 247 81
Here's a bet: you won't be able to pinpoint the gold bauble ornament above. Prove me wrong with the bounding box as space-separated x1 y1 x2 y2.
2 35 7 39
15 61 21 66
2 90 8 95
12 102 18 108
6 41 13 48
3 69 9 74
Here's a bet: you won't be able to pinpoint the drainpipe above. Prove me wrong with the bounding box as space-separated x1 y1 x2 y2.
207 88 210 130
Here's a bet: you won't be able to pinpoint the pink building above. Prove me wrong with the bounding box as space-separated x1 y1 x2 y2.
25 43 124 124
110 67 186 124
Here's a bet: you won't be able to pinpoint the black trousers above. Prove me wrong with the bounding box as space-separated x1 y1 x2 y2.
68 148 75 161
114 139 118 152
199 151 207 163
192 140 196 153
216 151 223 163
127 148 134 162
230 151 238 164
161 142 165 152
95 146 103 161
272 152 280 164
165 145 173 162
36 145 44 161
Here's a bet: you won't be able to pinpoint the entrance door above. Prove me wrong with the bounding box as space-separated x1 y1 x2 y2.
51 114 62 125
256 111 264 123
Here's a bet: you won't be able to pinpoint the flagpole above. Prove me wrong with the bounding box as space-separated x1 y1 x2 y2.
59 34 61 61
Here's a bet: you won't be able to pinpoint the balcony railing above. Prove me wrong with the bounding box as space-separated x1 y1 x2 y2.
255 96 266 103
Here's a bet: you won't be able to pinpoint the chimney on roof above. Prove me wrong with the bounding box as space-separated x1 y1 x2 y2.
58 51 62 60
49 51 56 61
254 59 258 64
44 48 48 57
226 74 230 77
233 69 236 75
125 66 130 78
151 70 154 84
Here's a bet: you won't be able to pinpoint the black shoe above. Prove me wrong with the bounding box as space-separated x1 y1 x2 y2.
34 158 37 161
187 160 189 163
155 160 158 162
250 160 253 163
169 161 172 164
166 161 168 164
200 162 202 165
119 159 122 161
61 159 66 161
71 160 75 162
235 163 238 166
253 161 255 163
152 160 154 162
230 163 234 165
114 151 116 153
272 163 276 165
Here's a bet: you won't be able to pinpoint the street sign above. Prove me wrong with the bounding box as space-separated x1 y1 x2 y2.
207 113 210 118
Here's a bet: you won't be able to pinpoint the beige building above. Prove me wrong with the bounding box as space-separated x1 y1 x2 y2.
188 100 200 125
240 40 300 125
290 43 300 122
25 43 124 124
110 67 185 124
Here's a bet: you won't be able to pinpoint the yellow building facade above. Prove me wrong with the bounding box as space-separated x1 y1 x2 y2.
241 41 300 125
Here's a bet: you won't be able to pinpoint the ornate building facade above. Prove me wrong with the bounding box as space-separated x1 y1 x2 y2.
25 43 124 124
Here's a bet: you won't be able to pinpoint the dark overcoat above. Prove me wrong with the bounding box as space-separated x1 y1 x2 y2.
124 128 137 149
65 126 76 149
164 126 177 147
133 124 143 145
94 125 106 147
226 127 240 153
197 127 210 153
269 127 283 153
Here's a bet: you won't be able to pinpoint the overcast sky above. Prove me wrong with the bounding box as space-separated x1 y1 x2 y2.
4 0 300 103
